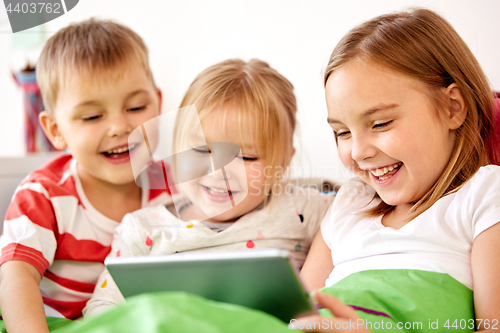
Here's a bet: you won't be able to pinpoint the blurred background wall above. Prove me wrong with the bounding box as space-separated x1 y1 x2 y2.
1 0 499 183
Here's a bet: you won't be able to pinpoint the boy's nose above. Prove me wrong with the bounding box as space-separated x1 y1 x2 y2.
350 134 377 162
108 116 132 137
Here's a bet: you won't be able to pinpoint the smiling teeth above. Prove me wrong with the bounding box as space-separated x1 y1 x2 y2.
370 162 401 177
106 144 135 155
208 187 227 193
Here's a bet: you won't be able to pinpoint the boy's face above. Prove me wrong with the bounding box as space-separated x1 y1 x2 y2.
41 62 161 188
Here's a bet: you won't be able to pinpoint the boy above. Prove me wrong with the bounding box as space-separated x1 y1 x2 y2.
0 19 171 333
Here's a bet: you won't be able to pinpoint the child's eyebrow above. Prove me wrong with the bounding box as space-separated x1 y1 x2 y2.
73 90 152 109
327 117 340 125
125 89 150 99
362 103 399 116
327 103 399 124
74 100 101 109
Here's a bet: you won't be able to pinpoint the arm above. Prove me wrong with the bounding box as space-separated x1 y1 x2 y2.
0 180 59 332
471 222 500 332
300 228 334 293
0 261 48 333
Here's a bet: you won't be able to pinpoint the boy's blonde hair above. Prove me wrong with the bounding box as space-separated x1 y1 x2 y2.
37 18 154 113
324 8 500 220
173 59 297 191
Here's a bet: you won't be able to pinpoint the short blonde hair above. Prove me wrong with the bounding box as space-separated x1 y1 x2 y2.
37 18 154 113
324 8 499 220
173 59 297 190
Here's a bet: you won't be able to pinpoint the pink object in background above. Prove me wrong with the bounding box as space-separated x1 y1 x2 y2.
491 96 500 165
12 65 57 153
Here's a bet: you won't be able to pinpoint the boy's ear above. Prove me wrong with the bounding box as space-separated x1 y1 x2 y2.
445 83 467 130
156 88 163 115
39 111 67 150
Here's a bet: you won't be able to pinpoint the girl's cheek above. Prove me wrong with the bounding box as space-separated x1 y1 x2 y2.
245 163 265 186
338 146 353 168
338 147 365 177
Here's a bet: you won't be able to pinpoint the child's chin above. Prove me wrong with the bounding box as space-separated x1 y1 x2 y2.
378 194 406 207
202 208 239 222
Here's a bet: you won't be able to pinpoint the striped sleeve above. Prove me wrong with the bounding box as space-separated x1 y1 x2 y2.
0 181 58 276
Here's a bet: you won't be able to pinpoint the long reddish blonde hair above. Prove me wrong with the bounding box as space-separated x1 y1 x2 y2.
324 8 500 220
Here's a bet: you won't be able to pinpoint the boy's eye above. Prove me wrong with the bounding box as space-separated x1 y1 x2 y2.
82 115 101 121
128 106 146 112
373 120 393 129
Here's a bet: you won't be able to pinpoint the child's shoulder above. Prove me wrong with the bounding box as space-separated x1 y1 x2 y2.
455 164 500 205
24 153 73 183
466 165 500 187
128 204 171 219
450 165 500 240
19 153 77 197
451 165 500 203
120 204 180 230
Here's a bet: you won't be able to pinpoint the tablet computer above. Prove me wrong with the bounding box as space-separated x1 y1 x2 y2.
105 248 316 322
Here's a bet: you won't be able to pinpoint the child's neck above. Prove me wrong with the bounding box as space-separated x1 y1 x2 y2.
78 169 142 222
177 204 237 223
381 203 414 229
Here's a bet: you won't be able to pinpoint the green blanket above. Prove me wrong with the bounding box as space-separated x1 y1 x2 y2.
0 269 475 332
317 269 474 332
53 292 292 333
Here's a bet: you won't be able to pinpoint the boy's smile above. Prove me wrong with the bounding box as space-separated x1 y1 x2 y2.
41 62 161 190
326 60 458 215
100 143 138 164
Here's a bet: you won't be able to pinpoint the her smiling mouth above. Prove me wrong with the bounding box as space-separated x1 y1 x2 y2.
370 162 402 179
204 186 227 193
202 186 236 195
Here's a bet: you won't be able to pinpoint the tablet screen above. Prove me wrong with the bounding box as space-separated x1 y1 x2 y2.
105 248 316 322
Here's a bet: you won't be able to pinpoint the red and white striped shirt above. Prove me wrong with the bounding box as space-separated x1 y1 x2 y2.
0 154 171 319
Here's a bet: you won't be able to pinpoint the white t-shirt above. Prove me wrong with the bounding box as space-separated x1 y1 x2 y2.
321 165 500 290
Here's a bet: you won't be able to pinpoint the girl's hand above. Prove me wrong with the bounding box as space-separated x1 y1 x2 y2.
293 292 373 333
